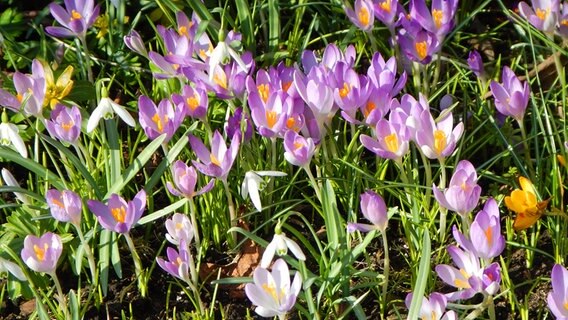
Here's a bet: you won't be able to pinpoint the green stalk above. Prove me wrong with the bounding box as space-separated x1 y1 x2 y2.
299 260 319 320
222 178 237 247
124 233 146 297
78 35 94 84
303 165 321 202
438 157 448 243
50 272 70 320
74 224 97 284
518 120 535 179
188 198 201 251
380 230 390 317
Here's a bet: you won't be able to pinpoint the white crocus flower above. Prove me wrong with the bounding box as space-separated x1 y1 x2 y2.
1 168 30 205
0 122 27 158
241 171 287 212
261 232 306 268
208 40 248 82
87 97 136 133
0 257 26 281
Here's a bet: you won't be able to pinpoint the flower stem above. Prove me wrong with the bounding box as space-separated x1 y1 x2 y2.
380 230 390 317
222 179 237 247
518 120 536 179
50 272 70 320
438 158 448 243
124 233 146 297
303 165 321 202
79 35 94 84
299 260 319 320
188 198 201 251
74 224 97 284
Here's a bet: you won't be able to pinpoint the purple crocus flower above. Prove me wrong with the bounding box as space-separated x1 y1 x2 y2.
374 0 402 30
415 109 464 160
519 0 560 34
482 263 502 296
467 198 505 259
283 130 316 167
435 245 484 301
558 5 568 38
124 30 148 58
490 66 530 123
188 130 241 181
87 190 147 234
433 160 481 216
467 50 485 79
166 160 214 198
46 0 100 38
331 62 369 123
348 190 389 233
165 213 195 246
249 90 293 138
410 0 459 39
344 0 375 31
171 85 209 120
156 241 192 284
404 292 458 320
245 258 302 318
21 232 62 274
360 117 411 161
397 29 441 64
45 104 82 144
225 107 254 142
0 60 46 117
46 189 82 226
548 264 568 319
138 96 184 142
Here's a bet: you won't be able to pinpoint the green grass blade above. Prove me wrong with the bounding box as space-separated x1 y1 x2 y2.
267 0 280 59
234 0 255 52
0 147 65 190
407 228 431 319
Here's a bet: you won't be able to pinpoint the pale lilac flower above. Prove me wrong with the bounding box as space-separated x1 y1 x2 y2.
360 118 411 161
46 189 82 226
467 50 485 79
1 168 30 204
166 161 214 199
405 292 458 320
482 263 502 296
124 30 148 58
348 190 389 233
435 245 484 301
332 62 369 123
21 232 62 274
156 241 191 284
241 171 287 212
433 160 481 216
46 0 100 38
87 190 147 234
344 0 375 31
188 130 241 181
249 90 293 138
0 120 27 158
548 264 568 319
374 0 402 30
518 0 560 34
0 60 45 116
138 96 184 142
87 97 136 133
468 199 505 259
397 28 441 64
415 109 464 160
261 233 306 268
283 130 316 167
164 213 194 246
171 85 209 120
45 104 82 144
245 258 302 318
410 0 459 39
490 66 530 123
0 257 26 281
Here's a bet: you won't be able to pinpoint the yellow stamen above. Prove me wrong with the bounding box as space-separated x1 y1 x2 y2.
266 110 277 128
563 300 568 311
186 95 199 111
536 8 549 21
358 7 370 26
379 0 391 13
111 206 127 223
61 121 74 131
262 283 279 302
257 84 270 103
339 82 350 98
384 133 399 153
34 244 48 261
51 198 65 208
178 26 188 36
213 72 228 89
562 19 568 27
415 41 428 60
294 141 304 150
286 117 299 132
71 10 82 21
151 113 168 133
484 226 493 244
432 9 443 29
363 101 376 117
210 154 221 166
176 222 183 230
282 81 292 92
16 93 23 103
433 129 447 155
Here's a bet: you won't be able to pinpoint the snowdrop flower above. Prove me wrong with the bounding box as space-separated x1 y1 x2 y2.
0 257 26 281
241 170 287 212
0 111 27 158
261 231 306 268
208 38 248 84
1 168 30 205
87 94 136 133
245 258 302 318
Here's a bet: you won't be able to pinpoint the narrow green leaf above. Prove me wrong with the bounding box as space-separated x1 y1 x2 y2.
105 134 166 198
185 0 220 40
105 118 121 189
69 289 79 320
407 229 431 319
267 0 280 57
0 147 65 190
138 198 187 225
99 229 111 296
111 232 122 278
321 180 344 250
234 0 255 52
